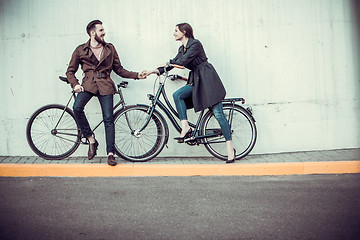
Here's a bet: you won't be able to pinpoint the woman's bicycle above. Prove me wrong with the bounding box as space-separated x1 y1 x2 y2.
113 64 257 162
26 76 130 160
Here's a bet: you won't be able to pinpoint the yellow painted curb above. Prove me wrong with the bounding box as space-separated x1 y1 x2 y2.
0 161 359 177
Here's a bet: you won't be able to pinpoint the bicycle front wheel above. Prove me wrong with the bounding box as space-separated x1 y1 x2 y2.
26 104 81 160
114 105 169 162
201 104 257 160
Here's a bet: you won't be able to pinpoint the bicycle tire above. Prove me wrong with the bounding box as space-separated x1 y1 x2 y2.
201 104 257 160
113 105 169 162
26 104 81 160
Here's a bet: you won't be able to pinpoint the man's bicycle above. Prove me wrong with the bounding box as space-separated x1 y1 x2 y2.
113 64 257 162
26 76 130 160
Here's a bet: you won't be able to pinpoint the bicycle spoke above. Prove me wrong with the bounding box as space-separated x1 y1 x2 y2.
27 105 80 160
114 106 168 161
202 105 257 160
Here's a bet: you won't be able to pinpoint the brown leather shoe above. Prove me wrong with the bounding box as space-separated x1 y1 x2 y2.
88 140 99 160
107 155 117 166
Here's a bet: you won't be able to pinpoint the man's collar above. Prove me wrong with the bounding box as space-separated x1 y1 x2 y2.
83 40 91 50
83 39 107 50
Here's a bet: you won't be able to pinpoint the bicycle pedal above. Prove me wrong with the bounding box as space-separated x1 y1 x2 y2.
184 136 195 142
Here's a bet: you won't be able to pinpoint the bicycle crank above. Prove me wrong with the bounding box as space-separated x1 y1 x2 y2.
132 129 142 138
185 136 198 146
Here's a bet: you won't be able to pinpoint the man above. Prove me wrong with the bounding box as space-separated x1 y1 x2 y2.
66 20 146 166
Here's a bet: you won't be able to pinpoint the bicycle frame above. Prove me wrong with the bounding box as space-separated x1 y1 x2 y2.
55 81 128 144
137 74 241 144
142 81 197 133
91 86 127 134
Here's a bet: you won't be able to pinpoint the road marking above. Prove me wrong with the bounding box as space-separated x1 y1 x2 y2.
0 161 359 177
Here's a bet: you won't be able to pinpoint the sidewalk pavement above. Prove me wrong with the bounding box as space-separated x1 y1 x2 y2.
0 148 359 177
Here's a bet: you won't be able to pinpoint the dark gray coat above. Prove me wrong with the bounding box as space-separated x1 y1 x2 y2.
164 38 226 112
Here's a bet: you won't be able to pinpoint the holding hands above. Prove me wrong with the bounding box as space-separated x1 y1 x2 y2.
139 63 174 79
137 69 160 79
137 69 159 79
141 63 184 78
137 70 147 79
74 67 164 93
144 69 160 77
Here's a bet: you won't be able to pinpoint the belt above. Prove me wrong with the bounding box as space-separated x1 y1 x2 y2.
85 71 109 79
188 61 209 85
96 71 108 79
193 61 209 71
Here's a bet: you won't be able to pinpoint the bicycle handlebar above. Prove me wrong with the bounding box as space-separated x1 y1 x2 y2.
59 76 70 84
169 64 185 69
165 62 185 70
169 74 188 81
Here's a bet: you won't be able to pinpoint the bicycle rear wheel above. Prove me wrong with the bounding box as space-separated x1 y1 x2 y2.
26 104 81 160
113 105 169 162
201 104 257 160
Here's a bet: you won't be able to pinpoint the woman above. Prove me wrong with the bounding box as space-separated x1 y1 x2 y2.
145 23 236 163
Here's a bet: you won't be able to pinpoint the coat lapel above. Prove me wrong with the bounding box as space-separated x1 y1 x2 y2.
83 40 99 65
185 38 195 52
83 40 93 58
96 44 111 68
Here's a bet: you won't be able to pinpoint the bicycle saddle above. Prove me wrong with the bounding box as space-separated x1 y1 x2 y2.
59 76 70 84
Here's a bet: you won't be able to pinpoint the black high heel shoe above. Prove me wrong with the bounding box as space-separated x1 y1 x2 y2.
174 129 192 143
226 149 236 164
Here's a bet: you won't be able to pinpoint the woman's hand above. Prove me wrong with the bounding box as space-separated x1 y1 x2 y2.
145 69 160 76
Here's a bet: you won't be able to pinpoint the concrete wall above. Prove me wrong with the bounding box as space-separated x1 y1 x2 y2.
1 0 359 157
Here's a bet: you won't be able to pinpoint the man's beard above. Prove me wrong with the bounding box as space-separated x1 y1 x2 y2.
95 34 106 45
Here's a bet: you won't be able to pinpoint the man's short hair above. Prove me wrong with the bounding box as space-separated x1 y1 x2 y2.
86 20 102 36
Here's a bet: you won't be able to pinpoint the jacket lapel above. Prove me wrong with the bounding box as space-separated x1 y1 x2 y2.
83 40 99 65
96 44 111 68
185 38 195 51
83 40 93 58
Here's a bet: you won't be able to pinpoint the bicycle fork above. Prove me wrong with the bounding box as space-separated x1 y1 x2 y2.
134 84 165 134
136 104 157 134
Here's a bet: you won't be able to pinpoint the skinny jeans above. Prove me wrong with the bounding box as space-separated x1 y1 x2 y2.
73 91 115 154
173 85 232 141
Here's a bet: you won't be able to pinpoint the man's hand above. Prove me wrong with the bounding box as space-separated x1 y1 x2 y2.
74 84 84 93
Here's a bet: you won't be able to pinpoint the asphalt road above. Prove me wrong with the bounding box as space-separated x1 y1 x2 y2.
0 174 359 240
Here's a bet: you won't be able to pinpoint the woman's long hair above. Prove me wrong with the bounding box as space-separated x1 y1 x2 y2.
176 23 194 39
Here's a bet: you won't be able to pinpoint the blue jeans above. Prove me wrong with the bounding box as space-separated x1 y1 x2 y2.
73 91 114 154
173 85 232 141
173 84 193 120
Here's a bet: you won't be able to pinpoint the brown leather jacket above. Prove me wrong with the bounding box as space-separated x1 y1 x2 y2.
66 40 138 95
